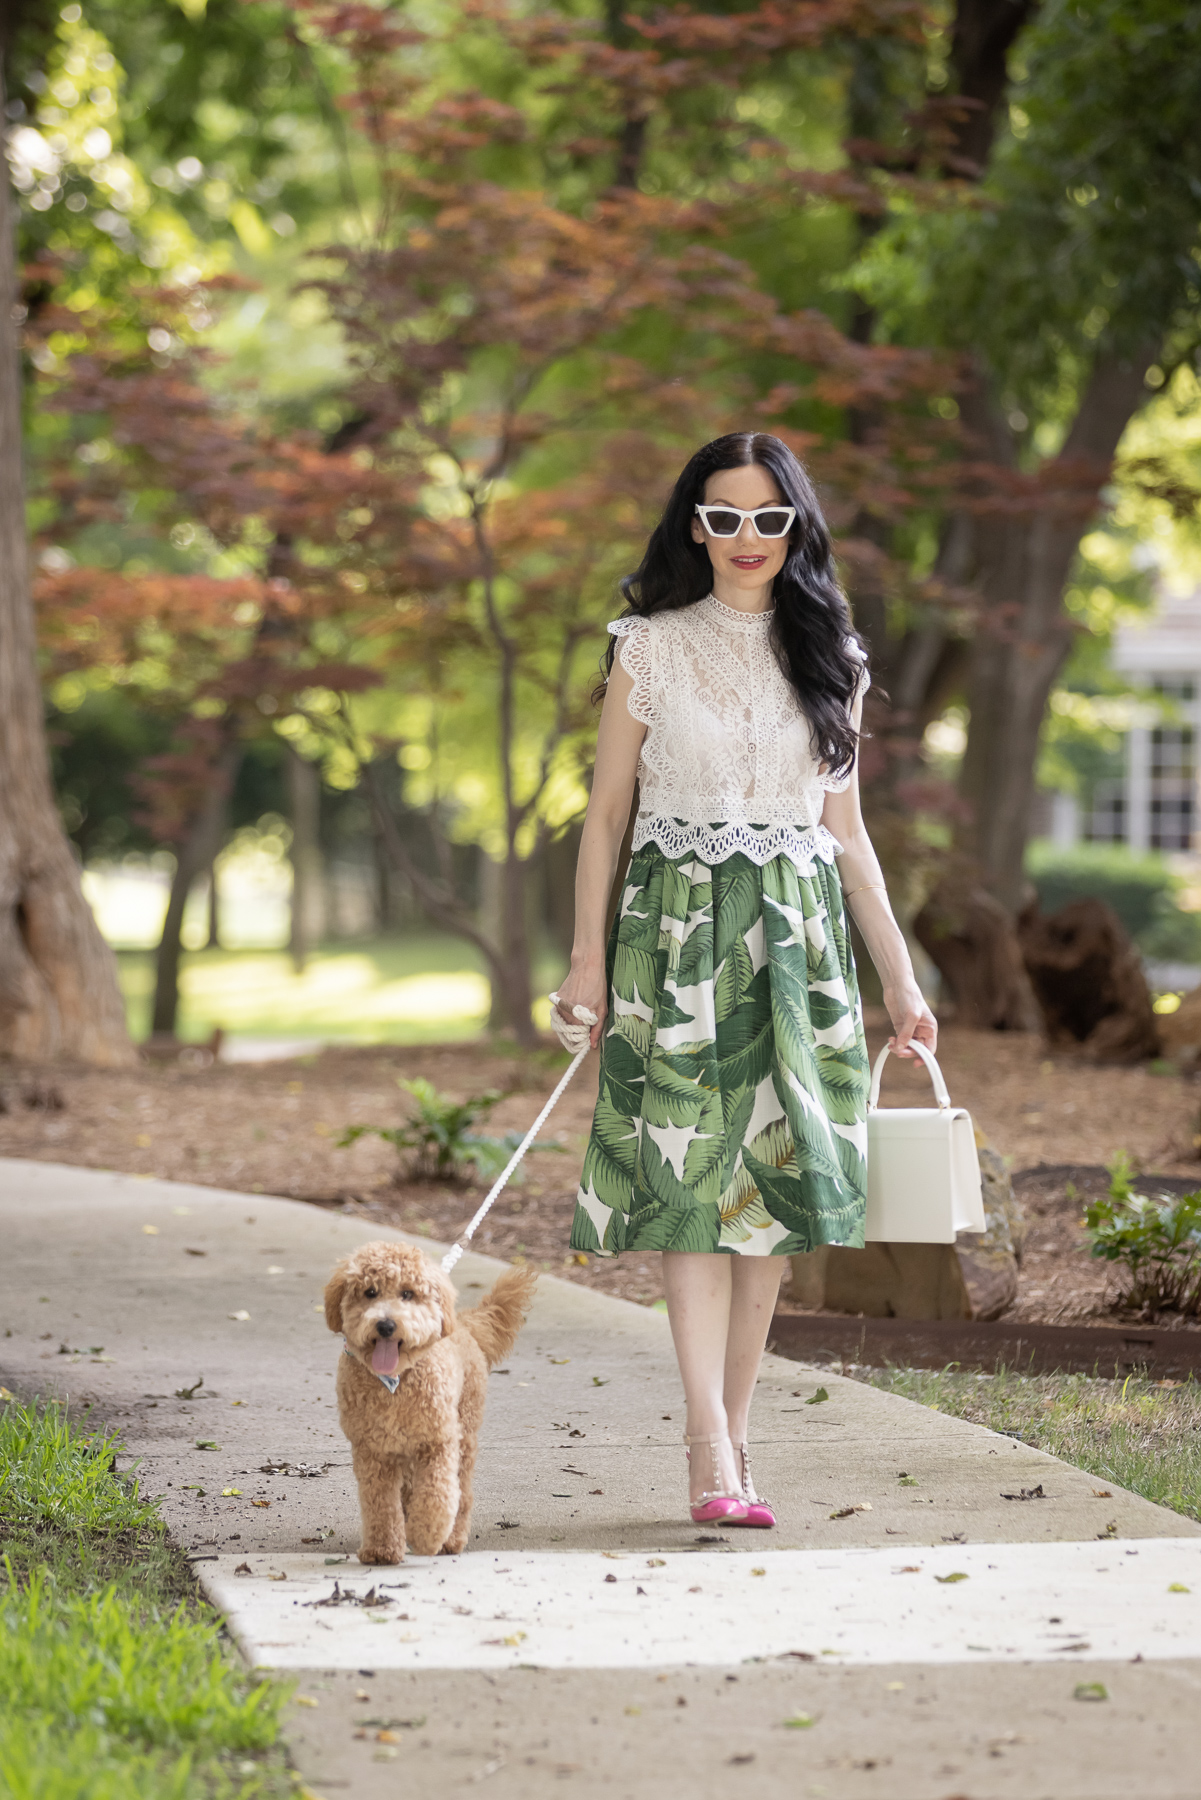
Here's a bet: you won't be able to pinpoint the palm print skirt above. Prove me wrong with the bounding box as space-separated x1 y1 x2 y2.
570 842 870 1258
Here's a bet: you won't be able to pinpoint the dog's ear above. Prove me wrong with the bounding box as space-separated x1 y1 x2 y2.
324 1260 350 1334
434 1267 457 1338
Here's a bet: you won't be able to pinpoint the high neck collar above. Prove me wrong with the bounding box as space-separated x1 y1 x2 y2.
703 592 774 626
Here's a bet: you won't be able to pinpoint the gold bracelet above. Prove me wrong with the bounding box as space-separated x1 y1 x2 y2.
843 883 887 901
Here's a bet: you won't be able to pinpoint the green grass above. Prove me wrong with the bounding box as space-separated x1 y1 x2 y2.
116 933 566 1045
0 1397 291 1800
854 1365 1201 1522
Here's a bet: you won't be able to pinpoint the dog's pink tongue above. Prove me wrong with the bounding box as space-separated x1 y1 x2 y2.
371 1338 400 1375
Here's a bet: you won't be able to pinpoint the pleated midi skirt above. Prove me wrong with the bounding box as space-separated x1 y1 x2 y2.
569 840 870 1258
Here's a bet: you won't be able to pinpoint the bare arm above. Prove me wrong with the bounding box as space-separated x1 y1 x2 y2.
552 655 646 1047
821 694 936 1059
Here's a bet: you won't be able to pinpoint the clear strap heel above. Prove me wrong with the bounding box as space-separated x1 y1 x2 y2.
733 1440 776 1529
684 1431 750 1524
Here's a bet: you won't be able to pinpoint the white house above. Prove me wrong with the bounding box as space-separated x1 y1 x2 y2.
1049 584 1201 854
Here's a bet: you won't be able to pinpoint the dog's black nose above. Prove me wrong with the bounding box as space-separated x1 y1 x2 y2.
376 1319 396 1338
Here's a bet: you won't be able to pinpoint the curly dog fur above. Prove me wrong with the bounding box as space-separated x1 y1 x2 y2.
325 1240 536 1564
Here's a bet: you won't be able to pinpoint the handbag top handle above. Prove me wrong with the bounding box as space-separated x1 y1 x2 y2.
868 1039 953 1111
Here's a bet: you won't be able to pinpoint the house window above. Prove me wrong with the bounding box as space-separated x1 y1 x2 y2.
1150 726 1195 851
1153 676 1197 703
1085 780 1126 844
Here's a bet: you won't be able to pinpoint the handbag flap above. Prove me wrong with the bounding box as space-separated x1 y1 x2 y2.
867 1106 972 1138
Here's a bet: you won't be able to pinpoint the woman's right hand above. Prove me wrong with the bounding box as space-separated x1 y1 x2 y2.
551 961 608 1050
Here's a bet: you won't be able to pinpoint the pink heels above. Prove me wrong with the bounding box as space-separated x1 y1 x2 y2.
684 1431 749 1524
733 1440 776 1529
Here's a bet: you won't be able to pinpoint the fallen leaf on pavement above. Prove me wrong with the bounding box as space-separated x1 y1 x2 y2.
783 1715 817 1729
1001 1485 1047 1501
252 1499 270 1508
234 1562 252 1575
935 1572 969 1584
1092 1489 1113 1498
221 1487 242 1497
295 1695 318 1708
228 1311 251 1322
805 1388 829 1406
175 1378 205 1399
1074 1683 1108 1702
195 1440 220 1451
1168 1583 1191 1593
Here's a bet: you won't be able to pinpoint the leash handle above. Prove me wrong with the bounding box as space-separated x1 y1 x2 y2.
440 1045 592 1273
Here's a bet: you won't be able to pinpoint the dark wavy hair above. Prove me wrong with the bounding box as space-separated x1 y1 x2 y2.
601 432 866 778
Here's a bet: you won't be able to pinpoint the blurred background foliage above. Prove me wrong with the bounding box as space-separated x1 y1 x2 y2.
6 0 1201 1046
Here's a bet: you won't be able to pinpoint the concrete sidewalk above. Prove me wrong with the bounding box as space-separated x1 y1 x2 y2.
2 1157 1199 1799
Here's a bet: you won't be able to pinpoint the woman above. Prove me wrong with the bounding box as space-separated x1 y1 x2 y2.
551 431 936 1528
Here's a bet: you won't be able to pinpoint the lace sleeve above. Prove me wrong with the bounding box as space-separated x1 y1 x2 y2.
820 639 870 793
607 616 655 727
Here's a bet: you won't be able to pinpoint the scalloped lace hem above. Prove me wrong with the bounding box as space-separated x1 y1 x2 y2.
632 815 843 872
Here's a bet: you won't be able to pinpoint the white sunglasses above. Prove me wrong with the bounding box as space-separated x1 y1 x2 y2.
694 503 796 539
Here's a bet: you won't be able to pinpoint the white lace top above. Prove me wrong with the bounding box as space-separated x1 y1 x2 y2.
611 594 867 873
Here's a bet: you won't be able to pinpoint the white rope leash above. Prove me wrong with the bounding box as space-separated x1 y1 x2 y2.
440 1043 592 1273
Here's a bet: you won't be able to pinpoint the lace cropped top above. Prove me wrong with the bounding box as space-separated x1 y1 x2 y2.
610 594 868 873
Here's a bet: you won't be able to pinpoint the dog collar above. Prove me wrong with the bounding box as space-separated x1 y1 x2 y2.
343 1341 399 1394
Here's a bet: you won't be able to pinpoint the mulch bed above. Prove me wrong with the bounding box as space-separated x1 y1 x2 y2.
2 1017 1200 1327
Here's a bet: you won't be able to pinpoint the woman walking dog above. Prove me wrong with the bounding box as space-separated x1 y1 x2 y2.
551 431 936 1528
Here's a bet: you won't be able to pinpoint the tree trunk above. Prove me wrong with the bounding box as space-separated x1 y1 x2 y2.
913 870 1040 1030
495 846 536 1047
0 116 133 1066
205 862 220 948
150 746 239 1040
958 351 1155 909
362 760 535 1041
287 746 324 974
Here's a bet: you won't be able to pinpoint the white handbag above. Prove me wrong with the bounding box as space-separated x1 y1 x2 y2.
865 1041 985 1244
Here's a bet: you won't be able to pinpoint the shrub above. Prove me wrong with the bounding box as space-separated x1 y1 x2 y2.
1083 1153 1201 1317
338 1077 558 1183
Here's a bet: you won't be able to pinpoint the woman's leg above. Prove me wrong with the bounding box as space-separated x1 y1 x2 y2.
661 1251 741 1501
722 1257 786 1448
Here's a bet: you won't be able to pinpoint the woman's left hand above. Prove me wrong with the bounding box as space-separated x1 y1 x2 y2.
881 980 937 1057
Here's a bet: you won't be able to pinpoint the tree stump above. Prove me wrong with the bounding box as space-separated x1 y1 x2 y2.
1018 896 1160 1064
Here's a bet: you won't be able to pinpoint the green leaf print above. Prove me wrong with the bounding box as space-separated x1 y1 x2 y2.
676 919 715 987
571 844 868 1260
591 1091 642 1174
712 861 763 964
633 1203 721 1253
813 1056 870 1126
612 944 660 1006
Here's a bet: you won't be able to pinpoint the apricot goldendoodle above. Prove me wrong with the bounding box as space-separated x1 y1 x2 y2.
324 1240 536 1564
